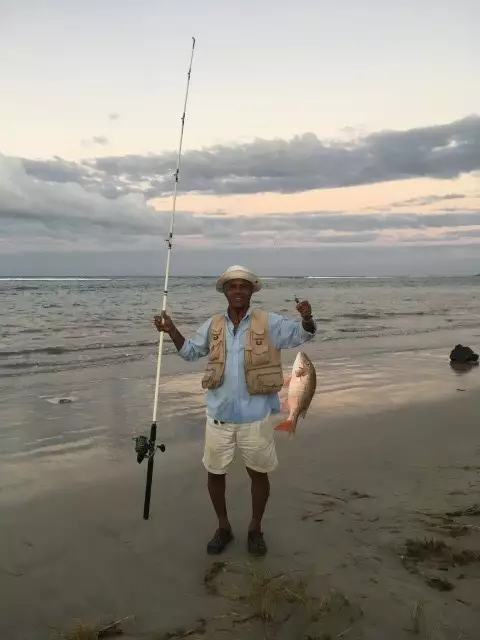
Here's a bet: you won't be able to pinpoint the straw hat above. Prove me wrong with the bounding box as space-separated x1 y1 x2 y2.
215 265 262 293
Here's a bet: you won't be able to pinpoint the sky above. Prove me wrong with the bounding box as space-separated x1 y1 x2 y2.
1 0 479 276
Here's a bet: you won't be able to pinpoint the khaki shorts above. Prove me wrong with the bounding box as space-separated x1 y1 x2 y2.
203 414 278 475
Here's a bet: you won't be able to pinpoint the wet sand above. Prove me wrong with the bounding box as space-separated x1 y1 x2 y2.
1 347 480 639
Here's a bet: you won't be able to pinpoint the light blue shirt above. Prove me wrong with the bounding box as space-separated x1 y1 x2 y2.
178 308 316 423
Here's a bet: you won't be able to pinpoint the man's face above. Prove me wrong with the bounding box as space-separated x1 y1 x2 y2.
224 278 253 310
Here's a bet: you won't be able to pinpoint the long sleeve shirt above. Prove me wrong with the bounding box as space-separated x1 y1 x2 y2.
178 308 317 423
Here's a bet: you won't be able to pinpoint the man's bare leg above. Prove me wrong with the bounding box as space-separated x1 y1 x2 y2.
207 472 231 529
246 467 270 556
206 472 233 554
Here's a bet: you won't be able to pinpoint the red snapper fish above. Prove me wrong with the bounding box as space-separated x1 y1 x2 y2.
274 351 317 434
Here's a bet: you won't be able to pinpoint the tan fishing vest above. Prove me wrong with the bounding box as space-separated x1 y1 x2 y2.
201 309 284 395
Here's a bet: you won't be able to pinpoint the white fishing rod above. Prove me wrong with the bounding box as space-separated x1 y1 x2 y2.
133 37 196 520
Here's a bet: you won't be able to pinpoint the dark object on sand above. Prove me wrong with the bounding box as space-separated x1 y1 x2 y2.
426 576 454 592
449 345 479 364
446 504 480 518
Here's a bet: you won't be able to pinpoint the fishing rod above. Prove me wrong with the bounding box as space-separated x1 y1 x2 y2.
133 37 196 520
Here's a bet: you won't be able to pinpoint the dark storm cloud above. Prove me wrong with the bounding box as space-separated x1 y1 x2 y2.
14 115 480 199
22 157 92 184
2 111 480 260
86 115 480 196
2 153 480 246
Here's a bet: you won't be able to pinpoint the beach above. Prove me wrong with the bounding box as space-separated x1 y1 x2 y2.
1 345 480 638
1 277 480 638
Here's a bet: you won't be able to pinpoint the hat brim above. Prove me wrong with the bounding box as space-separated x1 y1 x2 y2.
216 270 262 293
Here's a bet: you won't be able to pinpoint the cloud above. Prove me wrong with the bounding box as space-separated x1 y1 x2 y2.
85 114 480 196
21 156 135 200
254 210 480 234
385 193 467 208
12 115 480 200
0 155 168 243
81 135 109 147
395 227 480 244
2 114 480 263
2 154 480 257
22 157 91 184
92 135 109 146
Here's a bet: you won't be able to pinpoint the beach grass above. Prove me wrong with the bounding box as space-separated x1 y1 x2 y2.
52 617 131 640
200 561 361 638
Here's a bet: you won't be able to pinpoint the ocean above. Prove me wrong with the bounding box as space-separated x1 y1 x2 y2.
1 274 480 506
1 275 479 379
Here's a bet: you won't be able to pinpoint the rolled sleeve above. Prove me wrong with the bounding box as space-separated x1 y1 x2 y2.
299 322 317 342
178 318 211 361
268 312 317 350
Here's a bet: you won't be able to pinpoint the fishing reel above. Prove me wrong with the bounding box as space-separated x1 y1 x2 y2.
132 434 166 464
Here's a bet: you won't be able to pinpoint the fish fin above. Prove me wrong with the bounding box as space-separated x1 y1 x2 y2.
274 418 294 432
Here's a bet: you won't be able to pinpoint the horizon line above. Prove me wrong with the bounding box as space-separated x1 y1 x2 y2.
1 274 478 280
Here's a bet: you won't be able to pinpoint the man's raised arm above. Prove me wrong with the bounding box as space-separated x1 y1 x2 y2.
267 300 317 350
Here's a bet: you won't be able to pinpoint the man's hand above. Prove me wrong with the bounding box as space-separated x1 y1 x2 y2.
154 311 186 351
154 311 175 336
295 299 312 319
295 298 315 335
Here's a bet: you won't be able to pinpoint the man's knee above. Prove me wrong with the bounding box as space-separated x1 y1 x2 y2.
246 467 269 482
203 442 234 475
208 471 226 485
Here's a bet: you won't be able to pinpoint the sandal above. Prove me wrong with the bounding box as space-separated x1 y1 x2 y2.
247 530 267 557
206 528 234 555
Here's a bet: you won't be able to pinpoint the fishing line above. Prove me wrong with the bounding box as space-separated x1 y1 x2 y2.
133 37 197 520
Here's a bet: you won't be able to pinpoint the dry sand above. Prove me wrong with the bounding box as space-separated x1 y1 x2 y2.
1 350 480 639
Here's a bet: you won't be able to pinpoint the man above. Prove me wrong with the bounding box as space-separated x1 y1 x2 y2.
154 265 316 557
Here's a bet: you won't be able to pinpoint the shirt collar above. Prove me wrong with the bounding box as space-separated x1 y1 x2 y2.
225 306 252 323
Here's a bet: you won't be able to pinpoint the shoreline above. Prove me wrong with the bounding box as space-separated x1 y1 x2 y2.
1 344 479 506
1 318 479 380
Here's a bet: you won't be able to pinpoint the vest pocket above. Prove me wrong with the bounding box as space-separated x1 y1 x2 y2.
209 329 223 362
247 369 284 394
202 365 221 389
247 330 270 366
